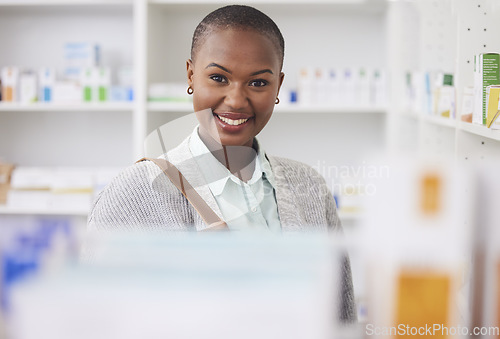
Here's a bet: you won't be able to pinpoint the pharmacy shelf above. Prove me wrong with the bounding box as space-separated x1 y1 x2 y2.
148 102 193 113
148 102 387 114
458 121 500 142
0 0 131 5
0 102 134 112
275 105 387 114
148 0 387 12
403 111 420 120
338 210 361 222
421 115 457 129
0 206 356 221
0 205 89 217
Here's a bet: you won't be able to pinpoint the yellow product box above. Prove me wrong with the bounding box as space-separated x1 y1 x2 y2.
0 163 15 204
486 85 500 129
395 270 450 338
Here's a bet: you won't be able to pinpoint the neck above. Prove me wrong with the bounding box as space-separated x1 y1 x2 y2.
198 129 257 182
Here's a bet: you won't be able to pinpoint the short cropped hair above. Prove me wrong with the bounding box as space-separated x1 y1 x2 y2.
191 5 285 68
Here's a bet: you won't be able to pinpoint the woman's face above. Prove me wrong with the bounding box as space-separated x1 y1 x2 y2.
187 28 284 147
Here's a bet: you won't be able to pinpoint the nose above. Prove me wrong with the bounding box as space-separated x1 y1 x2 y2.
224 84 249 110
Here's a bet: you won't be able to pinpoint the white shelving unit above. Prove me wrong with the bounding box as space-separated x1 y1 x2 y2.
2 0 497 219
0 0 388 223
388 0 500 162
147 101 387 114
0 102 134 112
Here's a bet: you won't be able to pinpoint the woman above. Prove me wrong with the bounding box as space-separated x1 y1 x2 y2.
88 4 356 322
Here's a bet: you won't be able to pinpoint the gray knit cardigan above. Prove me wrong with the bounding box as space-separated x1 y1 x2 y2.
87 136 356 323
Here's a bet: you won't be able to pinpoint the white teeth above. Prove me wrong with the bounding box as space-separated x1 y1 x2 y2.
217 115 249 126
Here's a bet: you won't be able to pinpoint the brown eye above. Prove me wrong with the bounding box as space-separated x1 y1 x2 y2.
210 74 228 83
249 79 268 87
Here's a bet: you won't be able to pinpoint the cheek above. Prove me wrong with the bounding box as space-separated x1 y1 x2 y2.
253 91 276 114
192 85 220 112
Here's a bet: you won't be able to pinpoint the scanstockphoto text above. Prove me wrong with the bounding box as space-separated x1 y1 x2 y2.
366 323 500 337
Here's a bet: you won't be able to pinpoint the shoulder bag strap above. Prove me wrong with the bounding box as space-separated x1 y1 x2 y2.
136 157 228 231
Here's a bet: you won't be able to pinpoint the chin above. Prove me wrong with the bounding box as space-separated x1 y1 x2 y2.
219 136 253 147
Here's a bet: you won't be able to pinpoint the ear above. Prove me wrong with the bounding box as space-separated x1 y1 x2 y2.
186 59 195 87
276 72 285 96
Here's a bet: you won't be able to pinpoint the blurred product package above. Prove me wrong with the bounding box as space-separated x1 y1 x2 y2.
486 85 500 129
6 167 121 213
361 158 473 338
19 70 37 103
38 68 55 103
297 66 386 108
466 164 500 338
0 162 15 204
80 67 110 102
473 53 500 125
1 66 19 102
148 82 191 102
8 233 346 339
63 42 100 81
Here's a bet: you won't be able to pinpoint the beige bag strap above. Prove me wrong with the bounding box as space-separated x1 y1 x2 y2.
136 157 228 231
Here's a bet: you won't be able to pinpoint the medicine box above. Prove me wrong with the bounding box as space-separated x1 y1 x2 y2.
19 71 37 103
1 66 19 102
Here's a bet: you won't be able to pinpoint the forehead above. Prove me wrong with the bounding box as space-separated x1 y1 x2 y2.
195 28 281 69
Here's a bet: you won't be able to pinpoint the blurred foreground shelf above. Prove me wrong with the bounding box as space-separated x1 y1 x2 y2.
0 102 134 112
0 205 89 217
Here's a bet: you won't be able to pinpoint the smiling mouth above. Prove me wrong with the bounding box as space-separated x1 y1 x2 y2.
214 113 250 126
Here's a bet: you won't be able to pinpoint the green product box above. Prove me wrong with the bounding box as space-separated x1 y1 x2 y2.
481 54 500 125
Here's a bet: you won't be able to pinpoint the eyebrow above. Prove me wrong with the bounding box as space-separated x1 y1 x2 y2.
205 62 273 76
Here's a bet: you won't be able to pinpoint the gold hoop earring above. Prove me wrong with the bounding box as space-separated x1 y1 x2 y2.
275 97 280 104
187 86 194 95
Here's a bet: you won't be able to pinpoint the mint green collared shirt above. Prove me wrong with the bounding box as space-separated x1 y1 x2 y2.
189 127 281 233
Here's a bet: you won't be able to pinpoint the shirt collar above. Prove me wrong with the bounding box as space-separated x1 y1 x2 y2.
188 126 276 196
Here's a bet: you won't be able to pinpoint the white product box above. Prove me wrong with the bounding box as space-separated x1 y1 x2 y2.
52 81 82 103
64 42 100 81
1 66 19 102
38 68 55 102
19 71 37 103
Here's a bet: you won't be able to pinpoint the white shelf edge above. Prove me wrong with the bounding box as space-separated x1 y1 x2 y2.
0 205 89 217
0 0 132 6
458 121 500 142
421 115 457 128
338 210 362 221
0 102 134 112
148 102 387 114
149 0 367 4
275 105 387 114
148 102 193 113
401 111 457 128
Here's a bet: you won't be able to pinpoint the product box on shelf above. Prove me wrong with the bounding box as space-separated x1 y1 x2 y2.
356 68 370 106
1 66 19 102
38 67 55 102
434 73 455 118
474 53 500 125
52 81 82 103
19 70 37 103
461 86 474 123
362 159 473 337
148 82 191 102
0 163 15 204
486 85 500 129
64 42 100 81
371 69 387 107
